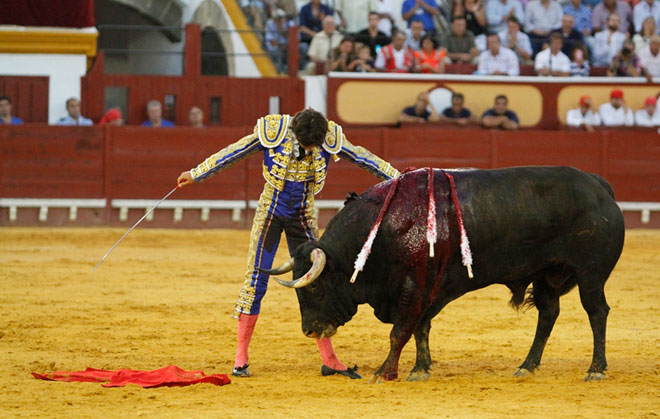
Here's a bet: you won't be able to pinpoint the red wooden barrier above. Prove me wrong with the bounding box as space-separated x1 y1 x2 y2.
0 76 49 123
1 125 659 227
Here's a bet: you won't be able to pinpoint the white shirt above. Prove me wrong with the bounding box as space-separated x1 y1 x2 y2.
477 47 520 76
307 31 343 61
524 0 563 33
592 30 626 66
639 45 660 77
335 0 377 33
56 115 93 126
534 48 571 74
634 108 660 126
374 45 410 70
633 0 660 33
566 108 601 127
375 0 394 36
599 102 634 126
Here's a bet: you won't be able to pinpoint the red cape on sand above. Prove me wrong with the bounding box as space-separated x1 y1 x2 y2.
32 365 231 388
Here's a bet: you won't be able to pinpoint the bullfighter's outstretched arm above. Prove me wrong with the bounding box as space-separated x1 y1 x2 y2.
338 137 400 181
189 133 263 182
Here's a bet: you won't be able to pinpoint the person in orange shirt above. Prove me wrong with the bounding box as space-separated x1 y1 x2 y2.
414 35 446 73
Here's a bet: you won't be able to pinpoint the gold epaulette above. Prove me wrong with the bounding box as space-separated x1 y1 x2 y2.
256 114 291 148
322 120 343 155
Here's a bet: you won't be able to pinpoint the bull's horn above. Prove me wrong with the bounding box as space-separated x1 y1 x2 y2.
259 258 294 275
273 248 326 289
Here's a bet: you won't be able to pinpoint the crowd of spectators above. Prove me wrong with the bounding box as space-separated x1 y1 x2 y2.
248 0 660 79
397 88 660 128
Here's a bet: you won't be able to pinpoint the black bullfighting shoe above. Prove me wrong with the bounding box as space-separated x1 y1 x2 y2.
321 364 362 379
232 364 251 377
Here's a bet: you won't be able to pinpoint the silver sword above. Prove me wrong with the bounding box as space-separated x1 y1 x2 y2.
93 186 179 271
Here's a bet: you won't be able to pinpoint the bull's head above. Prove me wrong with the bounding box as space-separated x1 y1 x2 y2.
262 243 358 340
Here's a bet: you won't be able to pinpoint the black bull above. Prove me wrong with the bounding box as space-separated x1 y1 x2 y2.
266 167 625 382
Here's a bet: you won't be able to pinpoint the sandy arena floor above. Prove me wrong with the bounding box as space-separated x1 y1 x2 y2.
0 227 659 418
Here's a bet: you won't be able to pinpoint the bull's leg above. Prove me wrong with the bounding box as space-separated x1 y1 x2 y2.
515 279 560 377
407 319 432 382
578 283 609 381
371 323 416 382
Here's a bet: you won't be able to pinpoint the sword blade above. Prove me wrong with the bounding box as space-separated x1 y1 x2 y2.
93 186 179 271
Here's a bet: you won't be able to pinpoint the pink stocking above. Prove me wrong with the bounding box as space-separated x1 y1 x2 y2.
316 337 347 370
234 314 258 368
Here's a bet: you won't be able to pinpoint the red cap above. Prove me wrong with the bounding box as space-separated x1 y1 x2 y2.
99 109 122 125
645 96 657 107
610 89 624 99
579 95 591 107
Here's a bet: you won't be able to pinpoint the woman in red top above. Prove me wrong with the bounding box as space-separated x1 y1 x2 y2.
414 35 446 74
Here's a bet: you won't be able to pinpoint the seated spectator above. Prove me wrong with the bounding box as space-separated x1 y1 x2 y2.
375 30 415 72
414 35 446 73
335 0 374 34
570 43 591 76
401 0 441 35
0 95 23 125
566 95 601 131
453 0 487 38
274 0 298 19
142 100 174 127
99 108 123 126
633 16 657 53
640 35 660 81
535 32 572 76
442 16 479 63
477 33 520 75
592 0 633 34
398 91 440 123
189 106 205 128
592 14 626 67
485 0 525 35
298 0 334 70
607 39 642 76
351 44 377 72
525 0 563 55
241 0 267 32
481 94 519 130
355 11 391 58
633 0 660 34
375 0 396 37
563 0 593 38
329 36 357 72
498 16 532 64
552 14 584 57
265 8 295 73
440 92 474 126
635 96 660 126
406 19 426 51
56 97 93 126
306 15 343 74
599 89 634 126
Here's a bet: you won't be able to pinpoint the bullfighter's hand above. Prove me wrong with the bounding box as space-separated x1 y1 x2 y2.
177 171 194 188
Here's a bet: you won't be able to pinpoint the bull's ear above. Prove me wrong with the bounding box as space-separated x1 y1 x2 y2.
344 192 360 205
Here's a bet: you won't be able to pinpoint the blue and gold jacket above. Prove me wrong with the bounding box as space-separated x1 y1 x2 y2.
190 114 400 195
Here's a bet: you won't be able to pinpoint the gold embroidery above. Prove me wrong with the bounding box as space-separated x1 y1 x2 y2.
257 114 291 148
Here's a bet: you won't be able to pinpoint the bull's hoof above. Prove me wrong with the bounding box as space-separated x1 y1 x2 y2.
368 375 383 384
584 372 606 382
513 367 533 378
406 370 430 382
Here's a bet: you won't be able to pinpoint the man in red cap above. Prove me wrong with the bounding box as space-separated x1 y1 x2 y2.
566 95 601 131
598 88 634 126
635 96 660 126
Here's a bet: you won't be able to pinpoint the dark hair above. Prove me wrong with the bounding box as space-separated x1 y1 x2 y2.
486 32 499 39
453 15 466 22
550 32 563 42
0 95 10 104
452 92 465 101
507 15 520 25
291 108 327 147
570 42 590 60
421 34 438 49
495 94 508 103
368 11 379 18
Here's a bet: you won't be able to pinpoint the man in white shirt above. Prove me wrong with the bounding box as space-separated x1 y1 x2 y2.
477 33 520 75
535 33 571 76
498 16 533 64
635 96 660 126
633 0 660 33
566 95 601 131
335 0 377 33
592 14 627 67
640 35 660 81
56 97 93 126
375 31 415 72
525 0 563 54
599 88 634 126
306 15 343 74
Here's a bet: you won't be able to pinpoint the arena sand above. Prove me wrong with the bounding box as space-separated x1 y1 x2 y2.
0 228 658 418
